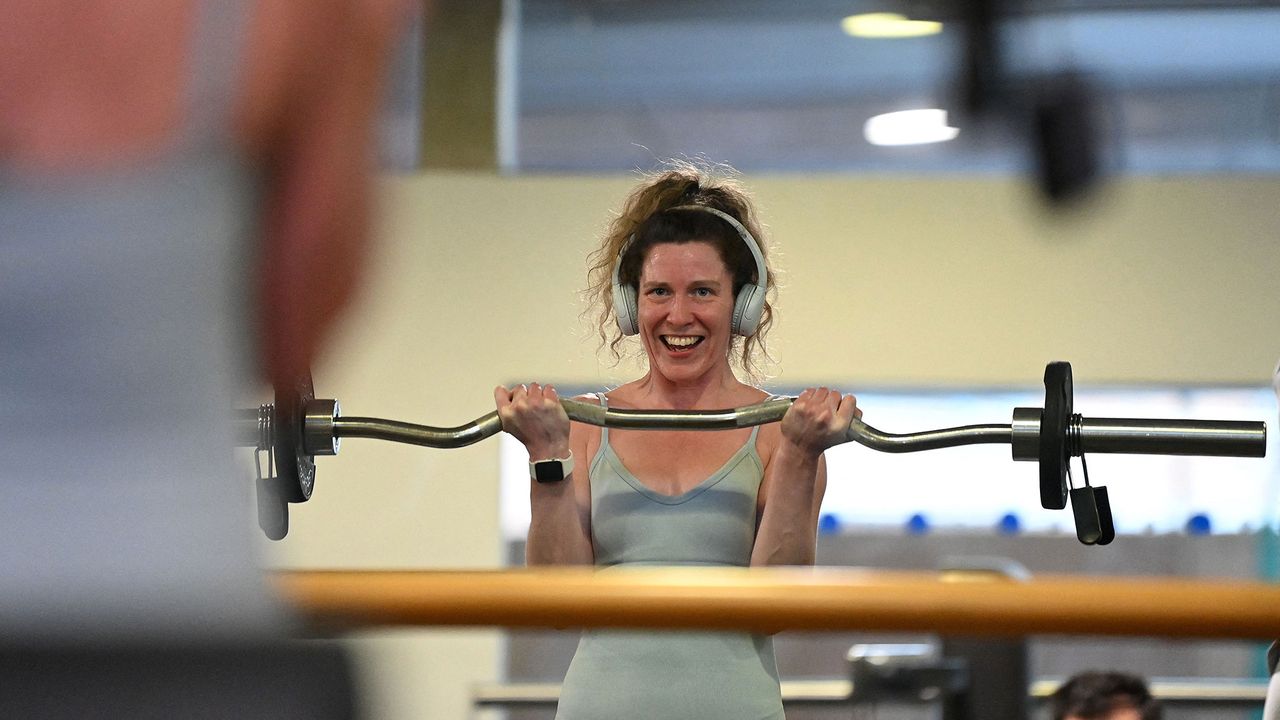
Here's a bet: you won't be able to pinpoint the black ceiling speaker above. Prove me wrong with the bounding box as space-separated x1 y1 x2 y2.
1031 70 1103 204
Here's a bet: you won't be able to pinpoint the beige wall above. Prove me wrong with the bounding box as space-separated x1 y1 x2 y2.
262 171 1280 719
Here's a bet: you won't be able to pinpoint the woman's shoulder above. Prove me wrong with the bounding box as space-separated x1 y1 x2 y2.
569 391 604 406
597 381 642 408
746 386 786 459
733 382 776 407
566 393 604 475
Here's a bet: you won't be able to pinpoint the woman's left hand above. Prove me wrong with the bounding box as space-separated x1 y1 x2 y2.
780 387 862 456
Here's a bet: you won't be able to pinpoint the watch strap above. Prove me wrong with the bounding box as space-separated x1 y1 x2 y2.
529 452 574 483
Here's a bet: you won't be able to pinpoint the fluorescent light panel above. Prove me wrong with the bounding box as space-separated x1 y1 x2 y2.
841 12 943 39
863 109 960 146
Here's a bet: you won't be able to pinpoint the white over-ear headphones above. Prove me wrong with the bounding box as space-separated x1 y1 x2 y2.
611 204 768 337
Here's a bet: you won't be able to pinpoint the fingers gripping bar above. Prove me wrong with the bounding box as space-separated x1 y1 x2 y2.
244 362 1267 541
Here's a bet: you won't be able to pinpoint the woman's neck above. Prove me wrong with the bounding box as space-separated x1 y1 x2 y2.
628 365 750 410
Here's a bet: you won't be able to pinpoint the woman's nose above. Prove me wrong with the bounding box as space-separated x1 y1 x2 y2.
665 295 694 324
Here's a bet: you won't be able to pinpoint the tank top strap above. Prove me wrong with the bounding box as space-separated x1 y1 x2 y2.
596 391 610 445
183 0 251 146
743 391 785 454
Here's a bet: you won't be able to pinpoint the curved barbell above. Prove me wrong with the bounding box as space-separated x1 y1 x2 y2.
243 362 1267 542
327 400 1262 457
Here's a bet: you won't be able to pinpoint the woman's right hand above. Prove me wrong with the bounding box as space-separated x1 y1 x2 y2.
494 383 571 460
780 386 861 458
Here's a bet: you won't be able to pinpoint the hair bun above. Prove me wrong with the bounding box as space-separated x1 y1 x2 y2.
680 179 701 202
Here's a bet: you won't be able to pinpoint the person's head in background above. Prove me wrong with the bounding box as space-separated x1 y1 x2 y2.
1051 671 1162 720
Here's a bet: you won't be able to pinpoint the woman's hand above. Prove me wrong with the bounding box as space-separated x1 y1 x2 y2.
780 387 862 457
494 383 571 460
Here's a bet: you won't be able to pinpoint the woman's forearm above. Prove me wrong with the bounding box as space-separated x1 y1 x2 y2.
751 444 825 566
526 478 594 566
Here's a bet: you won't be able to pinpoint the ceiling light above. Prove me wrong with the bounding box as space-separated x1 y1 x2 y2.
841 12 943 39
863 109 960 146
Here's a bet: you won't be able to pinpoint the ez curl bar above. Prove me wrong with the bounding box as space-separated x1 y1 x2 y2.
241 362 1267 543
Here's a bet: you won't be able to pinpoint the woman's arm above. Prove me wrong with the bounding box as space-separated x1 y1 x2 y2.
495 384 594 566
751 388 857 566
526 417 594 566
251 0 412 386
751 446 828 566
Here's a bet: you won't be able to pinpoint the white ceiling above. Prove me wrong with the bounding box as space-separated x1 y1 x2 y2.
507 0 1280 175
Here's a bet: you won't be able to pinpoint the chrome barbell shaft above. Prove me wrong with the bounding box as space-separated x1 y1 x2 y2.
572 400 1015 452
333 414 503 450
327 398 794 450
846 417 1013 452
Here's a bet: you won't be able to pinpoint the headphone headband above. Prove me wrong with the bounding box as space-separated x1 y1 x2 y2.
667 205 768 291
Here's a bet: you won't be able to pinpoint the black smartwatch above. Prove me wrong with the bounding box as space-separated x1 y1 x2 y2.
529 453 574 483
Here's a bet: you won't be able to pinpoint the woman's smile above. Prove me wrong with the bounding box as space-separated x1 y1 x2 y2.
660 334 705 354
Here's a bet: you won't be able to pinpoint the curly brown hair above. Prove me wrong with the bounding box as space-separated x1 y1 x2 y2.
583 161 777 383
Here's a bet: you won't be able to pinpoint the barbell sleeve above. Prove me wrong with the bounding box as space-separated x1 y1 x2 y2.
1078 417 1267 458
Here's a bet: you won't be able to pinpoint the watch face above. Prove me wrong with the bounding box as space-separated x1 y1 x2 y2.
534 461 565 483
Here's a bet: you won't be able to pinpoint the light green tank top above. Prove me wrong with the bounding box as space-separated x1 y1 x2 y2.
554 393 784 720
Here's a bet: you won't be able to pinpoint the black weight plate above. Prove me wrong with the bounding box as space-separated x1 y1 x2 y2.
1039 361 1072 510
272 372 316 503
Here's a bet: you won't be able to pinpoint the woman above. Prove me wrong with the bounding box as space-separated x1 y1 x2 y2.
495 165 860 719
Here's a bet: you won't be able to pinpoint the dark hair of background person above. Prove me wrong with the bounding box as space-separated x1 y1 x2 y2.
1051 671 1163 720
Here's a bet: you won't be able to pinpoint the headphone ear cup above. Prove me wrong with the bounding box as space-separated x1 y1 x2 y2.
612 282 639 336
732 284 766 336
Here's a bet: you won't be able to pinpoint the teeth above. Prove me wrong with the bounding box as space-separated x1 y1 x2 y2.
664 336 700 347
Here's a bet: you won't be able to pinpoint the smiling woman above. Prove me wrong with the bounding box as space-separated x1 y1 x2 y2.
492 161 865 719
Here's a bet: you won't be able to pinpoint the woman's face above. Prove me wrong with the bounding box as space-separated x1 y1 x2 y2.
635 241 735 384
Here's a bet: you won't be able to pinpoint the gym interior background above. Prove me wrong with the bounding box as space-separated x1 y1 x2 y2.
251 1 1280 718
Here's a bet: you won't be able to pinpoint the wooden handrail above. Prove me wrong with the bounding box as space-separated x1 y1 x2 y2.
470 677 1273 708
272 567 1280 639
